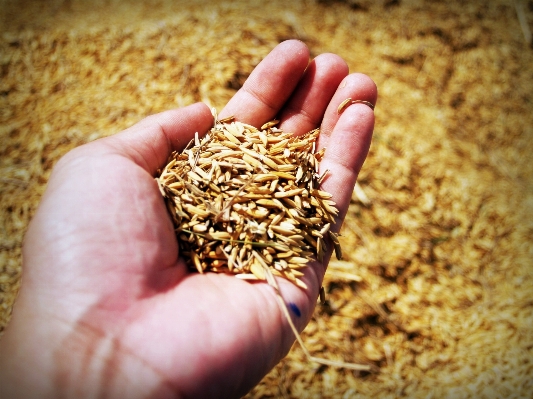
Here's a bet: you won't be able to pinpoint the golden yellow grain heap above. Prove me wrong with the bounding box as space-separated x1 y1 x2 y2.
156 117 341 289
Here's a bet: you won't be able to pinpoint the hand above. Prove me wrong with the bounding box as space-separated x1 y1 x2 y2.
0 40 376 399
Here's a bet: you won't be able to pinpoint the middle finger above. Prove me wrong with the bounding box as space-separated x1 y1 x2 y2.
278 53 348 135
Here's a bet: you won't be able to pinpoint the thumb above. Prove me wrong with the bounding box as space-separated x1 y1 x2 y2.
101 102 214 175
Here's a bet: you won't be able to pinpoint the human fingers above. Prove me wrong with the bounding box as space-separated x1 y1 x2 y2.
319 74 377 227
277 53 348 134
318 72 377 149
218 40 310 126
284 78 376 306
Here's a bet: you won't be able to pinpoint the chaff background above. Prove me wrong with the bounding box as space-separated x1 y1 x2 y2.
1 0 532 397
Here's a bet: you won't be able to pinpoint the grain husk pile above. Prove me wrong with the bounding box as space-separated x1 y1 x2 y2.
157 119 339 288
1 0 532 398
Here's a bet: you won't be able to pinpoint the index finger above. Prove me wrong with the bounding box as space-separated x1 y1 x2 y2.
218 40 310 126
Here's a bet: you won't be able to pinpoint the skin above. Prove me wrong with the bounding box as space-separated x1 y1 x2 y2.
0 40 376 399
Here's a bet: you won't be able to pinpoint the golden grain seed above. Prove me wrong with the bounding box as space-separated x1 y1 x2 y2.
227 246 238 271
321 199 339 216
183 204 210 218
276 164 297 172
268 179 278 193
280 197 299 210
319 286 326 303
253 173 279 182
329 231 342 260
261 119 279 130
168 181 184 189
250 259 266 280
241 153 261 168
245 186 273 194
274 262 284 271
289 140 311 149
294 195 303 209
187 170 204 182
239 146 261 160
309 196 320 208
211 259 227 268
243 193 270 199
223 123 241 138
269 211 285 226
288 232 305 241
191 251 203 273
234 274 259 281
295 167 304 182
267 147 284 156
311 229 324 238
316 237 325 262
180 193 193 203
289 256 309 264
316 169 329 185
274 187 305 198
295 278 308 290
218 115 235 124
290 269 305 278
206 231 232 241
258 132 269 147
276 235 301 247
320 223 331 236
311 189 333 200
192 224 208 233
205 250 221 259
276 251 295 258
269 225 296 236
281 269 298 283
271 138 290 150
192 167 209 181
256 198 282 208
246 207 269 219
337 97 353 114
261 156 280 171
220 129 240 145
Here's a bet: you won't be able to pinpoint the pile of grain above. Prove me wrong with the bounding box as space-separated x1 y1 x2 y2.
1 0 532 397
157 119 338 288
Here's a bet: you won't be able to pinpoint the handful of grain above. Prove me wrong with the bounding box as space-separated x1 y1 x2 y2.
156 118 341 290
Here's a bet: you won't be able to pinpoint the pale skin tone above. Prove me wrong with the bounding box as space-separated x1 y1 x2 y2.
0 40 376 398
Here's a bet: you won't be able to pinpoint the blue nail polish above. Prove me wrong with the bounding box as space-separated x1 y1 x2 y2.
288 302 301 317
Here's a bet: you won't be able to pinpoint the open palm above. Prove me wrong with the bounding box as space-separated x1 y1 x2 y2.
0 40 376 399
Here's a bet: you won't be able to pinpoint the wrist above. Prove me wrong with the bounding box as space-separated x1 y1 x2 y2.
0 297 60 398
0 295 179 399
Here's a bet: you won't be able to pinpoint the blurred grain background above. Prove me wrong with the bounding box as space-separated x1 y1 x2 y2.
1 0 532 397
